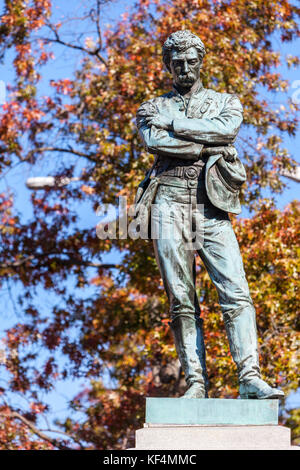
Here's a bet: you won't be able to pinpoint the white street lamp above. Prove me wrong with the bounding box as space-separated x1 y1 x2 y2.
280 166 300 183
26 176 80 189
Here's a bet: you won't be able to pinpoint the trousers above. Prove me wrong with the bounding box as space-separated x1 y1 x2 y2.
149 176 288 400
151 176 254 323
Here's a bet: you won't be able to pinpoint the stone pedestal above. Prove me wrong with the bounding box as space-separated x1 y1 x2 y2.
133 398 297 450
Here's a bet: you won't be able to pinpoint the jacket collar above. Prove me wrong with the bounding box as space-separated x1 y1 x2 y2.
172 80 204 100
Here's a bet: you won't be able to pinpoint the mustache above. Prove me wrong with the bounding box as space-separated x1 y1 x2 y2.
178 73 195 82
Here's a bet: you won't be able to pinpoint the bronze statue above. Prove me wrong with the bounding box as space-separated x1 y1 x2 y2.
136 30 284 400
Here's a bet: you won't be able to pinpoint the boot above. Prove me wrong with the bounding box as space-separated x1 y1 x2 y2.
171 315 208 398
224 304 284 399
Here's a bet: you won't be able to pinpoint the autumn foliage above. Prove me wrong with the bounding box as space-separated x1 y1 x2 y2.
0 0 299 449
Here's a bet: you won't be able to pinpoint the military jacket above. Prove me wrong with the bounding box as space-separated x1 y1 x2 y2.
136 83 243 157
136 83 246 214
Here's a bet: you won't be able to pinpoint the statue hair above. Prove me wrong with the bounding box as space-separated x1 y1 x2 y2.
162 30 206 71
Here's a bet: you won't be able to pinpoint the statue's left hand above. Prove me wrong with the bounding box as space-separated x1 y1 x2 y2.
145 114 173 131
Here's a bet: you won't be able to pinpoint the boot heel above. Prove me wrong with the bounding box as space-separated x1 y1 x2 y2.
240 391 259 399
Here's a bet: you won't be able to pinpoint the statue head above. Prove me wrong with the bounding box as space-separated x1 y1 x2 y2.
162 30 206 90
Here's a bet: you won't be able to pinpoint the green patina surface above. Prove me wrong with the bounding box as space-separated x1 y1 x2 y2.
135 30 285 402
145 398 278 425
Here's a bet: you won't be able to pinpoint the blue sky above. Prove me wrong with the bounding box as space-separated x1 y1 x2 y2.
0 0 299 435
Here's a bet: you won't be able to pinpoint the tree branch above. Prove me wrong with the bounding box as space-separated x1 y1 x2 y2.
28 146 99 163
0 410 75 450
91 0 103 51
237 135 268 160
39 428 86 450
43 21 108 68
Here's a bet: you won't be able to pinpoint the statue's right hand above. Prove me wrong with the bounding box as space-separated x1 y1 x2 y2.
222 146 238 162
145 114 173 131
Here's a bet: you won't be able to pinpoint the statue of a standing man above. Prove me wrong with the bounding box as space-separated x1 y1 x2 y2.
136 30 284 400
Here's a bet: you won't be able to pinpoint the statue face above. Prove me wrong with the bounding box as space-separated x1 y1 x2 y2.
169 46 201 90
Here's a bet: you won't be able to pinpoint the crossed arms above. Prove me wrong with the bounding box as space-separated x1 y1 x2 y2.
136 94 243 161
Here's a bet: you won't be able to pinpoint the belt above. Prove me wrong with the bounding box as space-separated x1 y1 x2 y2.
156 154 207 180
155 146 229 180
156 162 205 179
